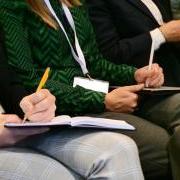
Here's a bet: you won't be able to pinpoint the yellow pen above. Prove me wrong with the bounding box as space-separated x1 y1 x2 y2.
22 67 50 123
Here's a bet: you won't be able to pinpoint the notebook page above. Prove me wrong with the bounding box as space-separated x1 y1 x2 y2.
70 116 135 130
5 115 71 127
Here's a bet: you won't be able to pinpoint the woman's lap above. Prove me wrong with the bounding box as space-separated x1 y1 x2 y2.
18 128 143 179
0 147 81 180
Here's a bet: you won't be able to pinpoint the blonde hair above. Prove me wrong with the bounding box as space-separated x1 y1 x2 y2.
27 0 81 29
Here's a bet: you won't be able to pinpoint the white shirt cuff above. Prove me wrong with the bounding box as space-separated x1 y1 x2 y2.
0 104 5 114
150 28 166 50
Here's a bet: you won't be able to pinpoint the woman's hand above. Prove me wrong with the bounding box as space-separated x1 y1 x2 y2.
134 63 164 87
20 89 56 122
105 84 144 113
0 114 49 147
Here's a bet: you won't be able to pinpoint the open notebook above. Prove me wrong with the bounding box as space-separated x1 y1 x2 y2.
5 115 135 130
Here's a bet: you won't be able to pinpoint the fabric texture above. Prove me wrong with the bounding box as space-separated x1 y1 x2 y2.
92 112 171 180
86 0 180 179
18 128 145 180
0 0 136 116
0 147 81 180
136 93 180 180
17 112 172 180
0 27 28 115
87 0 180 86
0 1 172 180
150 28 166 50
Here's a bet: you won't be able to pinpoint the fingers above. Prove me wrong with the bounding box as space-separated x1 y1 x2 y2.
121 84 144 93
106 88 139 113
20 89 51 113
146 63 160 78
145 64 164 87
33 94 56 113
20 89 56 122
120 95 138 112
29 89 51 104
136 63 164 87
28 108 56 122
113 98 138 113
147 73 164 87
145 64 159 86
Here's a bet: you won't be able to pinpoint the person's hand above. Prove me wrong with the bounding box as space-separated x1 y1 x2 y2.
159 20 180 42
20 89 56 122
134 63 164 87
105 84 144 113
0 114 49 147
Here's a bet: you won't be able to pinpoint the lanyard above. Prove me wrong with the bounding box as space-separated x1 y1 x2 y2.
44 0 89 76
141 0 164 25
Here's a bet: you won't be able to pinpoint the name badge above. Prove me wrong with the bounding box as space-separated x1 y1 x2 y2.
73 77 109 94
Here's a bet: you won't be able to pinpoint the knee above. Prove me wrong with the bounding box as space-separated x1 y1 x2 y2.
86 133 143 179
91 132 140 166
97 132 138 154
168 126 180 180
98 133 140 165
169 125 180 152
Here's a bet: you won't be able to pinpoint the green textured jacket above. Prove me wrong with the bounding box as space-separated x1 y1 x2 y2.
0 0 136 115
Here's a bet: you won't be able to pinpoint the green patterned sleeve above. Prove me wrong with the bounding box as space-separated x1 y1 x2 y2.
0 6 106 116
82 3 137 86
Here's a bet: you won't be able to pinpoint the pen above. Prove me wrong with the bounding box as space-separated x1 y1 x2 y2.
145 41 154 87
22 67 50 124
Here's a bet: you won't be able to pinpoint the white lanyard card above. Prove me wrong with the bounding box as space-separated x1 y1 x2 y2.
73 77 109 94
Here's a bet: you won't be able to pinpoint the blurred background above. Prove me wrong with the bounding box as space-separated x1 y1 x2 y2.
171 0 180 19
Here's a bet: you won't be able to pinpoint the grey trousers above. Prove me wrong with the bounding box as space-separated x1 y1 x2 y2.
137 93 180 180
18 112 172 180
92 112 171 180
0 147 81 180
15 128 144 180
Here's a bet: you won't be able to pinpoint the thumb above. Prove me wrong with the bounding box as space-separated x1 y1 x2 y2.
124 84 144 92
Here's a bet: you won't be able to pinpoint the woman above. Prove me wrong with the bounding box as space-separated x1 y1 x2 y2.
0 91 79 179
0 92 87 180
0 89 56 147
0 0 169 179
0 24 145 179
0 28 77 179
0 12 143 180
0 96 145 180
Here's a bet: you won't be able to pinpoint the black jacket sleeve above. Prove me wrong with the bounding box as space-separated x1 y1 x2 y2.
0 28 29 116
86 0 152 67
